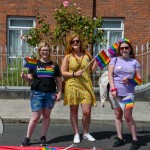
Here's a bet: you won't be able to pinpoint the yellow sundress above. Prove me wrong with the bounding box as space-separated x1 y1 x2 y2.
64 54 96 106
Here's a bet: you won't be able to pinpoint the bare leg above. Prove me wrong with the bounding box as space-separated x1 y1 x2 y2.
26 110 42 138
41 108 52 137
114 107 123 139
70 105 79 134
81 104 91 134
124 108 138 141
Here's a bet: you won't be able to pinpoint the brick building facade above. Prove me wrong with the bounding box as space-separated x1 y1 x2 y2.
0 0 149 48
0 0 149 82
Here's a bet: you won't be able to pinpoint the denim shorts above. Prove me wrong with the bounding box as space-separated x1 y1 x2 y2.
30 90 56 112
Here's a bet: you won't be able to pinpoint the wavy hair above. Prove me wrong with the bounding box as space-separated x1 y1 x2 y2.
65 34 92 60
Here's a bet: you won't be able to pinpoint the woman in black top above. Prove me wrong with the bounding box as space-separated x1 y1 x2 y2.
21 41 62 146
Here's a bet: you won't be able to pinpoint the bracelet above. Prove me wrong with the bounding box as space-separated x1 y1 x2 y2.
110 88 117 92
73 72 75 77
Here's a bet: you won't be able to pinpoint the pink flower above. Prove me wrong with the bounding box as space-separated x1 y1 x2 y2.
28 36 32 40
77 7 81 11
63 1 69 7
20 35 26 40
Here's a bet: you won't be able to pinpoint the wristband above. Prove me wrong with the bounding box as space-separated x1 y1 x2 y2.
110 88 117 92
73 72 75 77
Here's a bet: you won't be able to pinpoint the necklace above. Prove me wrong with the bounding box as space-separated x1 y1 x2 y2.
74 54 84 65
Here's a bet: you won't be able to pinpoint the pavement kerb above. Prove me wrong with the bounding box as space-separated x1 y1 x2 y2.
0 99 150 123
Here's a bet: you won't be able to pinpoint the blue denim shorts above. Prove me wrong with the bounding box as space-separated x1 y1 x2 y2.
30 90 56 112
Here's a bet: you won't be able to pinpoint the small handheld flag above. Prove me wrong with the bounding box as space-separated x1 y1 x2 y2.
23 57 37 69
128 74 142 86
117 97 134 110
108 43 119 58
95 50 110 69
122 98 134 109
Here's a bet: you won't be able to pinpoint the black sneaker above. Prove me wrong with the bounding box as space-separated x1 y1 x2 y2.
40 136 47 146
21 137 30 147
130 140 139 150
113 137 125 147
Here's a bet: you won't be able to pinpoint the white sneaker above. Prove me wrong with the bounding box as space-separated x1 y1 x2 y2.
73 134 80 143
83 133 96 142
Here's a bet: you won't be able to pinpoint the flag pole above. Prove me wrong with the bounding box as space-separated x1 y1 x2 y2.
82 52 100 72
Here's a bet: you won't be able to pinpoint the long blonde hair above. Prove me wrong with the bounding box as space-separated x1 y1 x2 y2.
36 41 51 60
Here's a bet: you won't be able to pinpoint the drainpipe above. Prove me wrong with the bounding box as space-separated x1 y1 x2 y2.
93 0 96 18
90 0 96 55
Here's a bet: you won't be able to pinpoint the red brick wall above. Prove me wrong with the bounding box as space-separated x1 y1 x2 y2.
0 0 93 46
0 0 149 68
96 0 150 46
0 0 149 47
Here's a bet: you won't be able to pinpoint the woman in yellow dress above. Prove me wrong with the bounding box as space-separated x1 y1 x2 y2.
61 34 97 144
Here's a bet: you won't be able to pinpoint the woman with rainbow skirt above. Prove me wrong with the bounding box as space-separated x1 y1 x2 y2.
21 41 62 146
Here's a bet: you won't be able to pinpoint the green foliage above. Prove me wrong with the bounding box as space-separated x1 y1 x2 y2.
21 1 105 48
0 58 28 86
21 15 53 47
53 3 105 47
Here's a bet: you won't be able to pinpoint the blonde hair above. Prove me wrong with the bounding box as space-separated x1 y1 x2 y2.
36 41 51 60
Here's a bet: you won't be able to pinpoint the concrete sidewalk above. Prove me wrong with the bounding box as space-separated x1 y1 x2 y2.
0 99 150 123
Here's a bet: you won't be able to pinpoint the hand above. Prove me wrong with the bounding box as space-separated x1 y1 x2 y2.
111 91 117 98
122 77 128 84
55 92 62 102
75 70 84 77
21 71 27 79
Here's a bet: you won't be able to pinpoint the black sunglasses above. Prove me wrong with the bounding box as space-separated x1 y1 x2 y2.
71 40 80 44
41 50 50 52
120 46 130 50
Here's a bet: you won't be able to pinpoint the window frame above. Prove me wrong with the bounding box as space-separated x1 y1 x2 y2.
7 17 36 56
102 18 124 48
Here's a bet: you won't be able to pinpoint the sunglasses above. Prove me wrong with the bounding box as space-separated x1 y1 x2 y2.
71 40 80 44
120 46 130 50
41 50 50 52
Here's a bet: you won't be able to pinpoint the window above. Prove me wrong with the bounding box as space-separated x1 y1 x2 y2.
7 17 36 57
93 18 124 88
102 18 124 48
94 18 124 55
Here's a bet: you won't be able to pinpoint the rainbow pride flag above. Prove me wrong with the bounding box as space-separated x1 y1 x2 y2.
95 50 110 69
108 43 119 58
23 57 37 69
40 146 58 150
128 74 142 86
122 98 134 109
37 66 54 77
0 146 91 150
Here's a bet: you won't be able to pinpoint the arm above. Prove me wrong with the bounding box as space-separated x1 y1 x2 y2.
136 68 142 79
55 77 62 101
91 60 98 73
21 71 33 83
108 64 117 97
